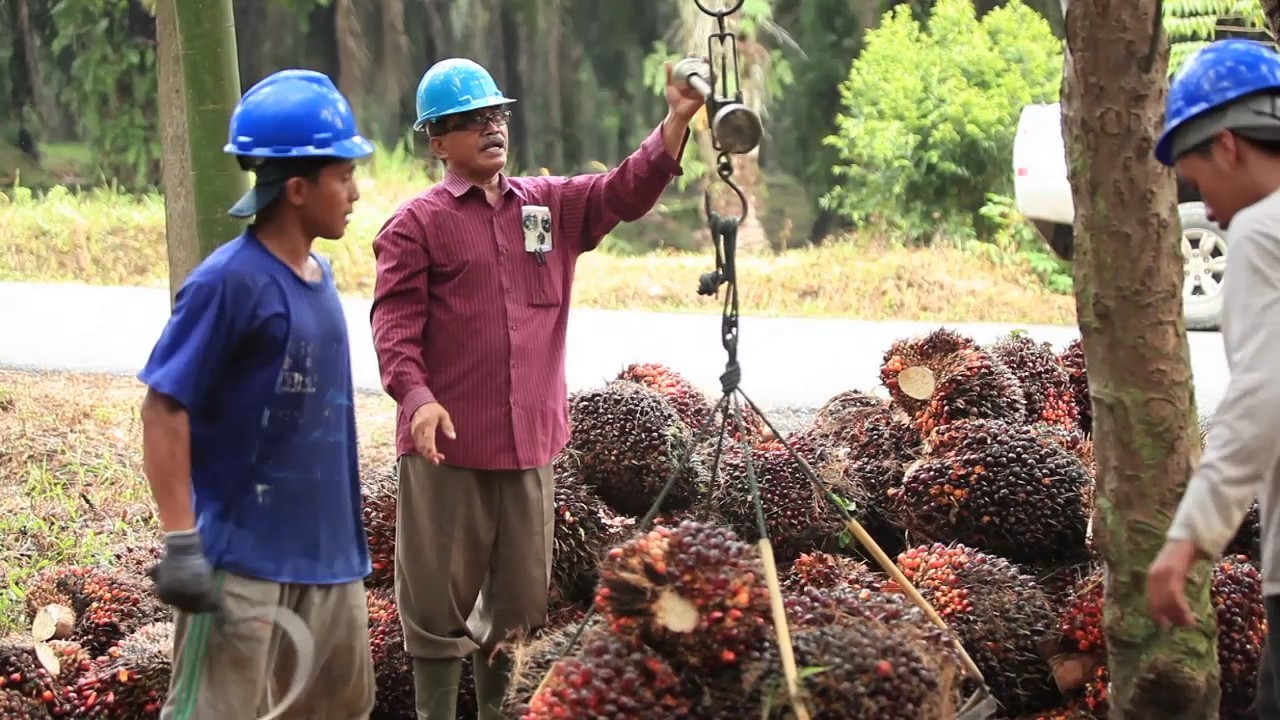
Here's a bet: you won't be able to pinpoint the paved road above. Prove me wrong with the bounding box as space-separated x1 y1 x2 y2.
0 281 1230 418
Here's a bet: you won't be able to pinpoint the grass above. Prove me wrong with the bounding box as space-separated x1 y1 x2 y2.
0 368 400 636
0 140 94 188
0 144 1077 326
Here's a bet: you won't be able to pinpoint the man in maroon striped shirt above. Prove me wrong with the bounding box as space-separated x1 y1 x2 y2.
369 57 705 718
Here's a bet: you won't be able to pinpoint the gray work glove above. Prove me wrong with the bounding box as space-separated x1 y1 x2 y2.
146 529 220 614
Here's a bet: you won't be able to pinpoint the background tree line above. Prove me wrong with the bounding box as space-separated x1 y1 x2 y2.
0 0 1268 255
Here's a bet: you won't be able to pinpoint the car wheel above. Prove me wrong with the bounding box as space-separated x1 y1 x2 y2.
1180 201 1226 331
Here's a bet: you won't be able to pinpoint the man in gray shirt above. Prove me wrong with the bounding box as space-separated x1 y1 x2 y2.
1147 38 1280 716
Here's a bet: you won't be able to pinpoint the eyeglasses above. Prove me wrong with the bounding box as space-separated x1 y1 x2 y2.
433 109 512 136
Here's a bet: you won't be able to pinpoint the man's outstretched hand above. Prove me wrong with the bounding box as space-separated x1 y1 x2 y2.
411 401 455 464
148 529 219 614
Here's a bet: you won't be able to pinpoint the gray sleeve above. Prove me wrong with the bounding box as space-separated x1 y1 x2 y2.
1167 206 1280 555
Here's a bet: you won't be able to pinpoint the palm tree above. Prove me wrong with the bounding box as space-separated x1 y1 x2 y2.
676 0 795 254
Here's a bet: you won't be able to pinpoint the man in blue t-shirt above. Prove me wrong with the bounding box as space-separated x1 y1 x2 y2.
137 69 378 719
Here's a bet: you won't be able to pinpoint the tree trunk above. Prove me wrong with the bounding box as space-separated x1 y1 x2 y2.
377 0 410 143
498 1 529 171
422 0 453 59
335 0 371 122
156 0 249 300
11 0 46 131
1262 0 1280 40
561 38 584 169
1061 1 1220 717
729 33 772 255
542 0 565 172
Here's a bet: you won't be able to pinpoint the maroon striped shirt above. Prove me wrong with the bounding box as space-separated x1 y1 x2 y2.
369 123 685 469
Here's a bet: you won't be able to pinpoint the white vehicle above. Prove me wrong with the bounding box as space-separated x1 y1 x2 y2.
1012 102 1228 331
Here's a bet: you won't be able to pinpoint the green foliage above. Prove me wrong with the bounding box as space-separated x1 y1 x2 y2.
642 40 708 190
770 0 870 206
641 0 796 192
1164 0 1269 74
819 0 1063 241
49 0 160 190
975 193 1073 294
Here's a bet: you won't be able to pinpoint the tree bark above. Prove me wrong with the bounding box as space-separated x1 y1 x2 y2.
156 0 249 300
730 33 772 255
497 1 529 171
421 0 453 59
542 0 565 172
1061 0 1220 717
378 0 411 142
1262 0 1280 40
11 0 46 131
335 0 371 122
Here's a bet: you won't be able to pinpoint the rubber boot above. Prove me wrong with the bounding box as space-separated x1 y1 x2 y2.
472 649 513 720
412 658 462 719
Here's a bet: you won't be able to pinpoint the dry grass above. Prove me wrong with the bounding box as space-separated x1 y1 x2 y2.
0 181 1076 326
0 369 399 635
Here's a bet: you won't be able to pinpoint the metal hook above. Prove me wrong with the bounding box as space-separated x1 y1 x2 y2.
712 152 749 224
693 0 745 18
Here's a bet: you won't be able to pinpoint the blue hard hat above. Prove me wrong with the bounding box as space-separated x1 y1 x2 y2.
413 58 516 130
1156 39 1280 166
224 69 374 160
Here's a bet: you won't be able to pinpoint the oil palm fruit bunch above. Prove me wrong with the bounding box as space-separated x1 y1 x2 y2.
986 332 1079 430
88 621 173 718
0 689 48 720
24 566 167 657
1025 423 1096 478
1224 500 1261 563
893 542 1061 715
710 437 860 560
566 380 706 517
360 464 399 589
1081 664 1109 717
0 637 61 716
365 589 413 720
1057 339 1091 435
110 544 163 582
762 620 955 720
782 551 881 594
1009 706 1096 720
549 455 620 605
615 362 716 438
830 403 924 558
1057 566 1105 655
522 632 693 719
500 617 610 718
892 419 1092 565
769 585 963 719
879 328 1027 436
593 520 771 670
42 641 91 689
810 390 892 443
1214 556 1267 719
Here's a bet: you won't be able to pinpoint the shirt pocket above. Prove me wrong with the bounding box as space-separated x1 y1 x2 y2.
524 254 565 307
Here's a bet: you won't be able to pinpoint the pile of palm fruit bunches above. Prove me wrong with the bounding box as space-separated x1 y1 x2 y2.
1 328 1263 719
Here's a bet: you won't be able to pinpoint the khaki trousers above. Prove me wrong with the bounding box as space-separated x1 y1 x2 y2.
159 571 376 720
394 455 554 659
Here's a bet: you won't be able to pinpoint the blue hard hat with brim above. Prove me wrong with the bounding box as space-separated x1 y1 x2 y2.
413 58 516 130
1156 39 1280 166
224 69 375 161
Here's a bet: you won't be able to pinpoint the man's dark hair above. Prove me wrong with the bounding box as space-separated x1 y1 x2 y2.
249 156 345 221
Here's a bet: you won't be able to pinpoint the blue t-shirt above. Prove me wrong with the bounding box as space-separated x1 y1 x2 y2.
137 229 370 585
